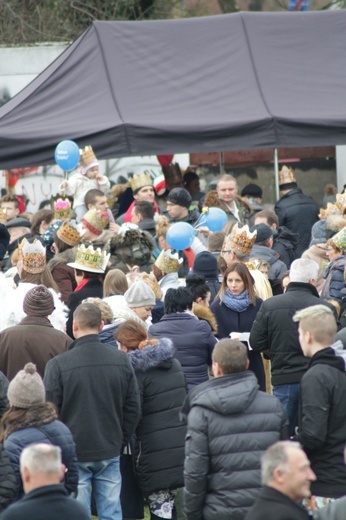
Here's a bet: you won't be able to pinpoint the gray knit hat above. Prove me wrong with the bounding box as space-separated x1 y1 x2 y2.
8 363 45 409
125 281 156 308
309 220 327 247
23 285 55 317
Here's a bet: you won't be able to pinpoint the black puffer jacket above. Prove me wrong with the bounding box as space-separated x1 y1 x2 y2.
274 188 319 258
297 341 346 498
129 338 187 494
183 371 288 520
249 282 335 386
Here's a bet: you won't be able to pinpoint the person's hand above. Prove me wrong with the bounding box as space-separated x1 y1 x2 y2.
109 222 120 234
60 181 68 189
196 226 211 237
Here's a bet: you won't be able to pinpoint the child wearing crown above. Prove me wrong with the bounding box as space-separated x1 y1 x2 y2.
59 145 110 222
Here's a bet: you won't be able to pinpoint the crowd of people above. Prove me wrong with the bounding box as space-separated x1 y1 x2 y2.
0 147 345 520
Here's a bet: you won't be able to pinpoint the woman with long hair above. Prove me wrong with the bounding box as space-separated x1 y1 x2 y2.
1 363 78 500
211 262 266 391
185 274 217 335
114 320 186 520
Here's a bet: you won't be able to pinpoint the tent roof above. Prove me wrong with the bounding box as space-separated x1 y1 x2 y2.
0 10 346 169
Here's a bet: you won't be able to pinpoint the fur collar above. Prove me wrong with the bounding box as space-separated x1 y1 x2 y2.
48 247 77 272
4 402 57 439
192 302 218 334
203 190 250 215
129 337 175 372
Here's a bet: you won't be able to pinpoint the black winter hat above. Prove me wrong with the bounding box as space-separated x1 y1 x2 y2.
250 223 274 243
192 251 218 278
167 188 192 209
241 184 263 198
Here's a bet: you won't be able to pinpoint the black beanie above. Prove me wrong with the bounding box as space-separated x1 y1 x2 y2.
167 188 192 209
192 252 218 278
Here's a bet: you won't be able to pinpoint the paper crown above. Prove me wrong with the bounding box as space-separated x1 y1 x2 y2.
54 197 72 221
223 224 257 257
68 244 109 273
81 208 109 236
129 171 153 193
20 238 46 274
278 165 297 186
0 208 7 223
57 220 81 247
80 145 99 175
336 193 346 214
331 226 346 253
154 248 183 273
319 202 341 220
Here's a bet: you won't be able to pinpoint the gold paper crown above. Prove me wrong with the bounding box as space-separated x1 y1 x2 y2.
0 208 7 223
54 197 72 221
331 226 346 253
20 238 46 274
336 193 346 214
72 244 109 273
154 249 183 274
81 208 110 236
279 165 297 186
57 221 81 247
80 145 98 168
129 171 153 192
223 224 257 257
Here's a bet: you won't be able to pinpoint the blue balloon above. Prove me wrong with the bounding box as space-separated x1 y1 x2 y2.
204 207 228 232
54 140 80 171
166 222 195 250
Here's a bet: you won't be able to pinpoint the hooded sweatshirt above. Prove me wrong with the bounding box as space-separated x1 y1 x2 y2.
297 340 346 498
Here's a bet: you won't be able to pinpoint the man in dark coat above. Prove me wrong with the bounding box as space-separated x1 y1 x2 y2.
245 441 315 520
274 166 319 258
183 339 288 520
254 209 299 269
0 285 72 380
44 302 140 520
250 258 336 436
1 443 89 520
293 305 346 502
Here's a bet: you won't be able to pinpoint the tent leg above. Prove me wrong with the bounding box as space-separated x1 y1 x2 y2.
274 148 279 201
219 151 225 175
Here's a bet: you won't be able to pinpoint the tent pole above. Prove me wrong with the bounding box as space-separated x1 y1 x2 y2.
274 148 279 201
219 151 225 175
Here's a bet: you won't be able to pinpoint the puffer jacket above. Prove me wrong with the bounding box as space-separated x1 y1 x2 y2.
274 188 319 257
128 338 187 494
4 403 78 499
320 255 346 304
183 371 288 520
48 248 77 304
250 244 288 281
148 313 217 390
297 341 346 498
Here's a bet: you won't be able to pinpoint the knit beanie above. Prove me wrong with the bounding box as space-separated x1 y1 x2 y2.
8 363 45 409
23 285 55 317
167 187 192 209
125 281 156 308
309 220 327 246
192 251 218 278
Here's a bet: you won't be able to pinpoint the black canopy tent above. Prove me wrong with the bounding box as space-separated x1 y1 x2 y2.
0 10 346 169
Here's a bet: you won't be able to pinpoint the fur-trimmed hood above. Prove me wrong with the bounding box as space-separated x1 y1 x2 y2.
47 246 77 272
106 228 155 268
203 190 251 215
4 402 57 439
192 302 218 335
128 337 175 372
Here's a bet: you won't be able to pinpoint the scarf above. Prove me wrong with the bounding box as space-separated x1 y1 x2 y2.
222 288 252 312
74 278 90 292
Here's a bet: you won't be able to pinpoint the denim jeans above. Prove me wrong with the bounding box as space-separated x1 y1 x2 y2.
273 383 300 436
77 456 122 520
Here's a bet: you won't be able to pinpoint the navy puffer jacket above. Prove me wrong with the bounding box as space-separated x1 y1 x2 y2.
4 404 78 499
